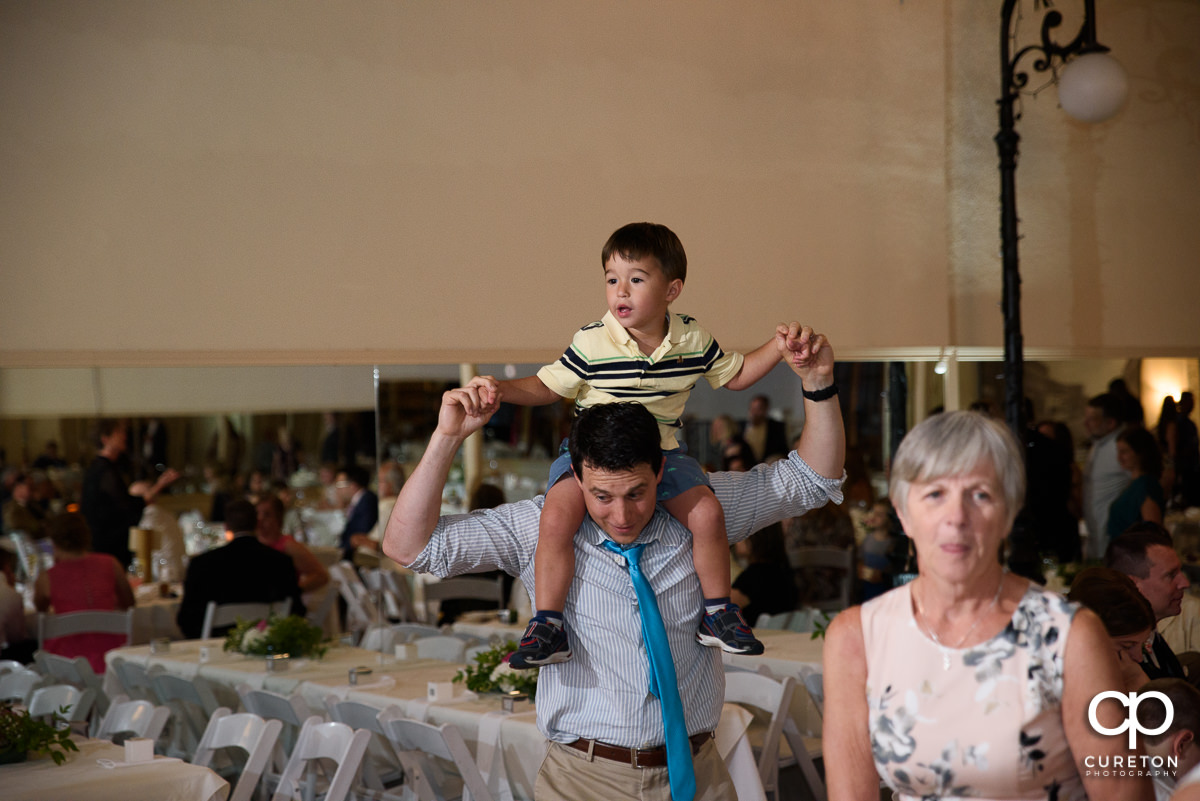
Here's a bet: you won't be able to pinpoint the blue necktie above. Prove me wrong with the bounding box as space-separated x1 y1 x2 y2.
602 540 696 801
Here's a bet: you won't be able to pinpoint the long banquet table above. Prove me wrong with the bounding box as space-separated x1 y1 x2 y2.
3 735 229 801
105 634 791 801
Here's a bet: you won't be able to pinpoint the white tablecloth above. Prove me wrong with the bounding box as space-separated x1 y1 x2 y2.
2 736 228 801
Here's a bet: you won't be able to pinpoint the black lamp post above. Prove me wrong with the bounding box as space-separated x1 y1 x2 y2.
995 0 1127 436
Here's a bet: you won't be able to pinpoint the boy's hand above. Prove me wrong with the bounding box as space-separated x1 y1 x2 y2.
777 322 834 389
462 375 501 407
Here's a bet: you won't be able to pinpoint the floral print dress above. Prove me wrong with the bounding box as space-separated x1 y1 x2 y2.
862 582 1084 801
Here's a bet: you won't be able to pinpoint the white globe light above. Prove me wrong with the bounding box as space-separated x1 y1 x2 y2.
1058 51 1128 123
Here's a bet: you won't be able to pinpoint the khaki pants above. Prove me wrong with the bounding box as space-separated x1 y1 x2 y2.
535 738 736 801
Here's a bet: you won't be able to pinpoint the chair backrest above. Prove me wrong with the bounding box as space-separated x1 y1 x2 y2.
390 623 442 644
109 656 160 703
359 625 398 653
270 716 371 801
362 567 416 621
413 635 468 663
237 683 314 775
378 708 496 801
0 659 26 675
0 668 42 703
304 582 342 634
325 696 400 794
37 609 135 649
193 707 283 801
328 562 380 636
201 599 292 640
791 547 855 611
96 693 171 743
802 671 825 719
27 684 94 727
754 611 794 630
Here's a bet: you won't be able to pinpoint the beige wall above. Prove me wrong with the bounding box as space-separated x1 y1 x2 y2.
0 1 1196 373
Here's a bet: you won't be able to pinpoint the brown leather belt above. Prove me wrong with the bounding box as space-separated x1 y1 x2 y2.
564 731 713 768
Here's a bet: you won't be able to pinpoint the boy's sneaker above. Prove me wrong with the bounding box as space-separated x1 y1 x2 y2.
696 604 764 655
508 617 572 669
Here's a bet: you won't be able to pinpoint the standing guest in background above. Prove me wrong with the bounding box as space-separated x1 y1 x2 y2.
129 480 186 583
1106 523 1193 682
34 512 134 673
336 465 378 561
742 394 789 464
2 474 46 540
1067 567 1157 692
1083 393 1129 560
1157 396 1179 502
176 499 305 639
81 419 179 567
731 522 797 625
1107 426 1165 540
270 426 300 483
140 417 168 477
823 410 1149 801
348 461 407 557
1178 392 1200 507
1109 377 1146 428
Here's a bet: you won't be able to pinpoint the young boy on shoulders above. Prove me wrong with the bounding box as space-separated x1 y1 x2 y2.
468 221 797 668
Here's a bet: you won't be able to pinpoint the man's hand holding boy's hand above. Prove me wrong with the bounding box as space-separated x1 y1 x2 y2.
776 322 834 390
462 375 501 407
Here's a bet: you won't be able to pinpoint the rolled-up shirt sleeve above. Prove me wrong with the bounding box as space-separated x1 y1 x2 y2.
404 498 541 580
710 451 845 544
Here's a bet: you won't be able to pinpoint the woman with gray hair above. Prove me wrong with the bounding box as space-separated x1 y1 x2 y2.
823 411 1150 801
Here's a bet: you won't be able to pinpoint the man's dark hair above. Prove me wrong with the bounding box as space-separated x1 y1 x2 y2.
1105 522 1174 579
1118 427 1164 481
1067 567 1155 637
569 403 664 478
225 499 258 534
600 222 687 283
258 495 285 522
48 512 92 553
1140 678 1200 747
96 418 123 441
341 464 370 490
1087 393 1123 423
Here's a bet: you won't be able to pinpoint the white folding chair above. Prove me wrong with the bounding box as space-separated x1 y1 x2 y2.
109 656 161 703
359 625 399 654
153 671 222 757
237 683 316 781
270 716 370 801
201 599 293 640
0 667 42 703
305 582 343 639
328 562 380 640
755 611 794 630
325 696 405 799
362 567 417 622
724 671 825 801
27 684 94 729
422 576 505 624
803 671 825 719
192 707 284 801
0 658 26 674
413 635 468 664
33 650 110 718
389 624 442 644
37 609 135 650
378 708 496 801
96 693 171 744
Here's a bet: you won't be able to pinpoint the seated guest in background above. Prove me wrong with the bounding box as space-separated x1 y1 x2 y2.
1106 523 1195 682
1067 566 1157 692
33 512 134 673
32 440 67 470
256 496 329 593
1139 678 1200 800
824 410 1148 801
858 498 901 602
0 547 33 663
129 480 186 583
177 499 305 639
2 474 46 540
270 479 305 539
731 522 797 625
336 465 378 561
348 461 407 558
1107 426 1165 540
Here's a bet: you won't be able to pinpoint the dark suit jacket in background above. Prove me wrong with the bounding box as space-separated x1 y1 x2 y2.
176 534 306 639
340 490 379 560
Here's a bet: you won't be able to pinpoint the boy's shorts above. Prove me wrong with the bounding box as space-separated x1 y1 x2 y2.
545 439 711 501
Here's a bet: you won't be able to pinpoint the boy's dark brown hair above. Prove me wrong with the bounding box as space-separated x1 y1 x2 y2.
601 222 687 283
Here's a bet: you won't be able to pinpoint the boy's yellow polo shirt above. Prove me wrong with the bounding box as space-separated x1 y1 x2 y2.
537 311 744 450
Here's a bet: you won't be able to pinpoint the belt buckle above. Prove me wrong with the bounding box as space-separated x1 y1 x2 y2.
630 745 643 769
